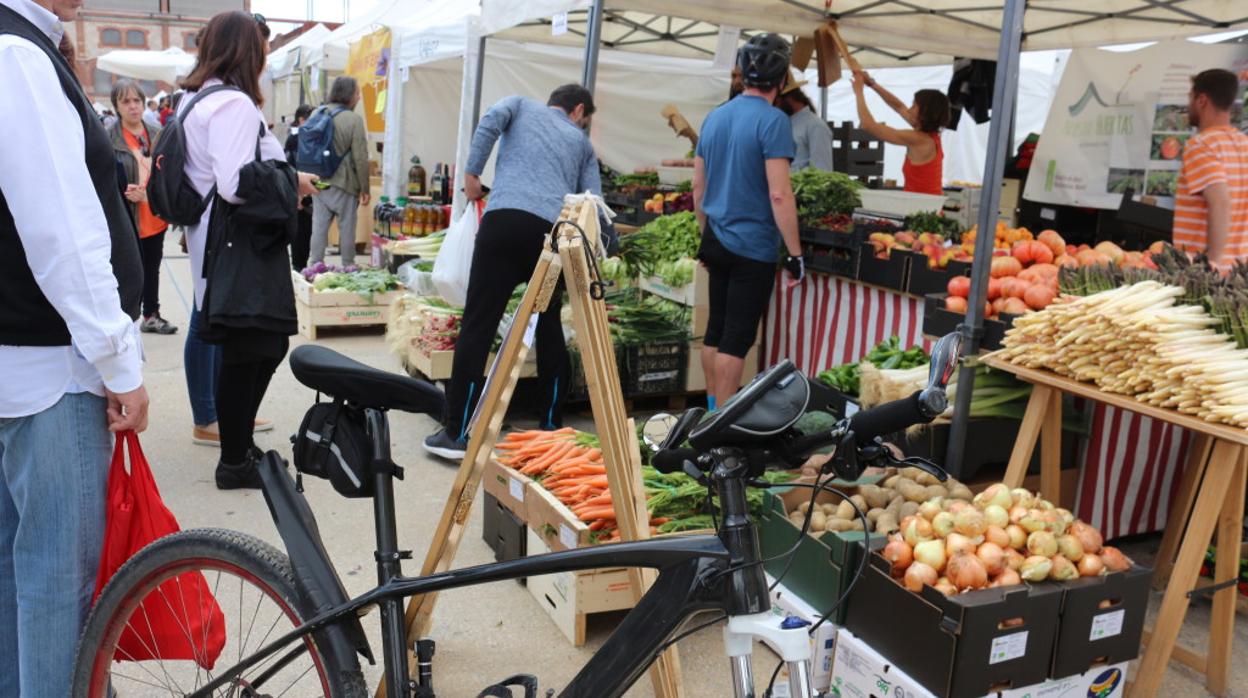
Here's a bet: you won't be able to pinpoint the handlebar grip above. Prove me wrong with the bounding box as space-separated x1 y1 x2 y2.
652 448 700 474
849 391 929 443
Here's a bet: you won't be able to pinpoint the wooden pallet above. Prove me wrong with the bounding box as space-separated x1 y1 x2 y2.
292 271 403 340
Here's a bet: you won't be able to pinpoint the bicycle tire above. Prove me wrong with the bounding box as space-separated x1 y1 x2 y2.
71 527 368 698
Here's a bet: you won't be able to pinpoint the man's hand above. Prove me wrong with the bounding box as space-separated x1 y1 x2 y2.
783 253 805 287
851 71 868 94
297 172 320 198
464 173 484 201
106 385 149 433
124 184 146 203
359 192 371 207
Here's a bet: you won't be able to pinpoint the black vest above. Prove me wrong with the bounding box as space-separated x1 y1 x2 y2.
0 5 141 346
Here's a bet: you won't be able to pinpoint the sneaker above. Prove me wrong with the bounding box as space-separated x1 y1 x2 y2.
423 429 467 461
215 449 264 490
254 418 274 433
141 313 178 335
193 424 220 447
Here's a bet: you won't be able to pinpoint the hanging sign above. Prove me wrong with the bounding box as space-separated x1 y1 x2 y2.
552 12 569 37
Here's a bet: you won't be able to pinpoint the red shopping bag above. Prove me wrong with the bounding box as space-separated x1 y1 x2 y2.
93 430 226 669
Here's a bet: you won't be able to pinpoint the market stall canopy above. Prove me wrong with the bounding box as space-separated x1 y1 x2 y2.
392 0 482 68
307 0 412 71
267 23 332 77
496 0 1248 67
97 47 196 84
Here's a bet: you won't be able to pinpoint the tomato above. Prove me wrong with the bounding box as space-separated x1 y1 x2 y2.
947 276 972 298
945 296 968 313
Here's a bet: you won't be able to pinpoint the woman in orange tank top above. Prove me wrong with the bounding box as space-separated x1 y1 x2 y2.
852 71 951 196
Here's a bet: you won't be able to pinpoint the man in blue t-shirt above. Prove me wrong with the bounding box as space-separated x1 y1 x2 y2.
694 33 804 406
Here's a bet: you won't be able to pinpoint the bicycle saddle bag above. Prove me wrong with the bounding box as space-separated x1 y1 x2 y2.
293 400 374 498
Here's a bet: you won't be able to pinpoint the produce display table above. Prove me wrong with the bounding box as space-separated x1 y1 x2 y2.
982 354 1246 698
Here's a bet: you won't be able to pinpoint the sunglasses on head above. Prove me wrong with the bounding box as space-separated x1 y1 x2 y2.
252 13 271 39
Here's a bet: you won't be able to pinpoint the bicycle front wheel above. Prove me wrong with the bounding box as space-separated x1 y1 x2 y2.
72 528 367 698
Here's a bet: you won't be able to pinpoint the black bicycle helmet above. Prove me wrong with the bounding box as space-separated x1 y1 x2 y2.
737 33 791 89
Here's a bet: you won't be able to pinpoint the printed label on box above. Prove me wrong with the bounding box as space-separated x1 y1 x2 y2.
509 477 525 502
989 630 1029 665
1089 609 1125 641
559 524 578 550
845 402 859 417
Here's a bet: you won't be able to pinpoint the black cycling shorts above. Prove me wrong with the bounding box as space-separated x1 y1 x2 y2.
698 227 775 358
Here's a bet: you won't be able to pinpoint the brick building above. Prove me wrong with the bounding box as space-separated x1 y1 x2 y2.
69 0 249 103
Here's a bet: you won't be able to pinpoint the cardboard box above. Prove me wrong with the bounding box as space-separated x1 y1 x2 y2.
481 491 527 566
844 553 1063 698
1048 566 1151 679
767 577 840 692
637 264 709 306
830 628 1128 698
686 340 761 393
524 527 633 646
481 458 532 525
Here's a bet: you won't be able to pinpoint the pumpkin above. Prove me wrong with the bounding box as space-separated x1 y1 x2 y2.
990 256 1023 278
1024 284 1056 310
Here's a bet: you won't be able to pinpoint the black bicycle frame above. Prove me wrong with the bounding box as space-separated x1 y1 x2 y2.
193 409 770 698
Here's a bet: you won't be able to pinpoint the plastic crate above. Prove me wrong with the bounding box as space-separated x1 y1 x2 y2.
621 341 687 396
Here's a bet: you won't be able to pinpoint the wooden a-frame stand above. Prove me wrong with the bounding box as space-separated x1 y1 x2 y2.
378 199 685 698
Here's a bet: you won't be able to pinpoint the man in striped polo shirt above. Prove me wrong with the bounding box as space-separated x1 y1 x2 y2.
1174 68 1248 270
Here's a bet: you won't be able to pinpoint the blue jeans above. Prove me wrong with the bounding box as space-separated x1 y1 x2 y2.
0 391 111 697
185 305 222 426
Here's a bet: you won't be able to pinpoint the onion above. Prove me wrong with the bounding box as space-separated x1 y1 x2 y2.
1027 530 1058 558
1010 488 1034 508
1036 498 1056 512
1004 547 1026 571
882 539 914 577
1009 505 1029 524
1049 554 1079 581
991 568 1023 588
1068 521 1103 554
954 508 987 537
904 562 938 592
919 498 944 522
934 580 958 596
985 525 1011 548
1100 546 1131 572
1020 555 1052 581
913 539 947 573
1005 524 1028 550
977 542 1006 576
903 517 935 547
946 500 971 515
1057 534 1085 561
974 484 1014 510
1056 508 1075 529
947 552 989 590
1020 510 1048 533
1077 553 1105 577
899 515 917 534
932 511 956 538
983 504 1009 529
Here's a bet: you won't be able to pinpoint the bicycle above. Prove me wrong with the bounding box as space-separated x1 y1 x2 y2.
71 332 964 698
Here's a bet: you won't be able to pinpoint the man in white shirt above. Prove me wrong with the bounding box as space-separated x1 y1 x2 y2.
143 96 161 128
0 0 149 694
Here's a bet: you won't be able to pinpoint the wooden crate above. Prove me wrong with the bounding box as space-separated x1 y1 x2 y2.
405 347 538 382
292 271 403 340
637 265 708 307
524 527 633 646
482 458 532 524
686 340 761 393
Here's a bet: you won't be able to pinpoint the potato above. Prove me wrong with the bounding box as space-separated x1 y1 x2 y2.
887 494 905 510
809 511 827 531
833 500 855 520
897 478 928 503
848 519 866 531
915 471 940 487
820 502 837 516
875 513 900 533
850 494 869 512
924 485 949 500
788 512 807 527
899 501 920 518
823 518 855 532
948 482 974 501
866 507 884 524
900 467 927 481
795 501 812 515
883 474 903 489
859 484 891 510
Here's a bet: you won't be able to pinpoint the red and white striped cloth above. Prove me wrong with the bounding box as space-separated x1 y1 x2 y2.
764 272 931 375
763 272 1193 539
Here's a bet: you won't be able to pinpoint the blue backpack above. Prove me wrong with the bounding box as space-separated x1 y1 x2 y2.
295 105 349 178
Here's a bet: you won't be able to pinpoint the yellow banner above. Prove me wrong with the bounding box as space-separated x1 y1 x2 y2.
346 27 391 132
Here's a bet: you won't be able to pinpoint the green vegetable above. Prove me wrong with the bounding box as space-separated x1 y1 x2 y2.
656 258 696 287
311 269 401 302
903 211 962 239
817 363 860 395
612 172 660 190
618 212 701 277
791 168 864 226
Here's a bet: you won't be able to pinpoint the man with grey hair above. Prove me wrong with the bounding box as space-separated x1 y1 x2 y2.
308 75 370 266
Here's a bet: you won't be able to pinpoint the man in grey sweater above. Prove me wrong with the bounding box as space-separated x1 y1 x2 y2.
424 84 605 459
777 72 834 171
309 76 370 266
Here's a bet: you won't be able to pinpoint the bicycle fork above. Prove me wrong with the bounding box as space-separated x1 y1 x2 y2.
723 612 816 698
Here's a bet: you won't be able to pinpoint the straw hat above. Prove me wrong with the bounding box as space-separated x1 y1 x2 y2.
781 66 809 95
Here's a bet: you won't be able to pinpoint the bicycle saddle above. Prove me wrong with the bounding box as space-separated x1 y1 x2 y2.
290 345 446 415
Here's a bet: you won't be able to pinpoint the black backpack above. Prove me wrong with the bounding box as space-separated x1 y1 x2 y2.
294 105 348 179
147 84 241 226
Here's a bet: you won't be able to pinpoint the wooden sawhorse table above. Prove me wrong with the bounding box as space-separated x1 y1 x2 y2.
982 355 1246 697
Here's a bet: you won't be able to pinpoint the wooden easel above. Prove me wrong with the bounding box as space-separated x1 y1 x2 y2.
984 354 1246 698
380 198 684 698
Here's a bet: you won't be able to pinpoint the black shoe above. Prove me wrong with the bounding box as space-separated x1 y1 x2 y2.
215 450 264 490
423 429 467 461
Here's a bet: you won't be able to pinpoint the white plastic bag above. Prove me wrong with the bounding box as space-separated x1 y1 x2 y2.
431 200 483 306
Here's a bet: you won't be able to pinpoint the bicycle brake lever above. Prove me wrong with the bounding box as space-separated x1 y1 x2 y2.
896 455 949 482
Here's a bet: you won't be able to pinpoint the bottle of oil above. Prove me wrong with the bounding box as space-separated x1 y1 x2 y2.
408 156 427 197
390 197 405 238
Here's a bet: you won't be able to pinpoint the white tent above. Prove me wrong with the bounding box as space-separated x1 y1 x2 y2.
97 47 196 84
267 23 333 78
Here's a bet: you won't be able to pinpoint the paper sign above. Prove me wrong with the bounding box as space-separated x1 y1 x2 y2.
399 65 410 83
989 631 1029 665
559 524 578 550
1090 609 1125 641
713 26 742 69
509 477 525 502
374 88 387 114
552 12 568 36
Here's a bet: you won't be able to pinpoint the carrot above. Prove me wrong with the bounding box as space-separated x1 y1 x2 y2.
565 465 607 476
589 519 610 531
580 492 613 508
576 506 616 522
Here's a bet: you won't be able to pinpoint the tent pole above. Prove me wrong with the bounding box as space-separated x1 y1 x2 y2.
471 36 487 130
581 0 605 91
820 85 828 120
945 0 1026 471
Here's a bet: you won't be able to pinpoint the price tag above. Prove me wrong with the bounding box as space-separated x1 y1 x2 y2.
988 631 1028 665
508 477 525 502
559 524 578 550
551 12 568 36
1090 609 1125 641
